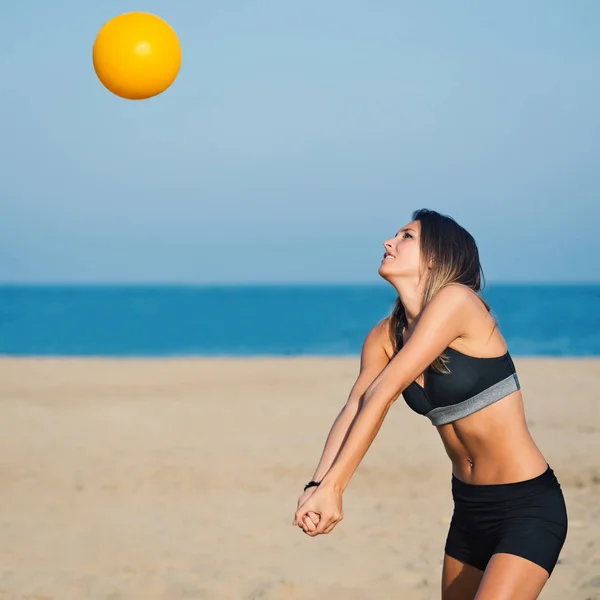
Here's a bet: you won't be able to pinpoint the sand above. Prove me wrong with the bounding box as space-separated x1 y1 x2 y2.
0 357 598 600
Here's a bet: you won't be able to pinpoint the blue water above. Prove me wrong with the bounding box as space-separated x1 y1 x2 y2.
0 285 598 356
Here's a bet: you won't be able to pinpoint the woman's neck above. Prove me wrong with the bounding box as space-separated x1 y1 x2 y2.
393 278 426 327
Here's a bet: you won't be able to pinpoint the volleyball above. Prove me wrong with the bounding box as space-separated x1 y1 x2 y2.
93 12 182 100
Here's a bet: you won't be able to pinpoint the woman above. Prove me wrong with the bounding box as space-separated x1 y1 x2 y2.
293 209 568 599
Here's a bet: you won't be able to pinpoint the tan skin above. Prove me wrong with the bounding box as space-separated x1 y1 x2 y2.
294 220 553 600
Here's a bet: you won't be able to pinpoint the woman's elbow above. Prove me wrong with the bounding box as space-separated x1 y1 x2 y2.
363 382 404 409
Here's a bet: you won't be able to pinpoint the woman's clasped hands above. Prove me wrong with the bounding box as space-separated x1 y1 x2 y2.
293 482 344 537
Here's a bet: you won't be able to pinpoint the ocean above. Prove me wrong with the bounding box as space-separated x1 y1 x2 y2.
0 284 598 357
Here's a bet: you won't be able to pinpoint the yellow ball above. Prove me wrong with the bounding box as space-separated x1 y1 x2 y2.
93 12 182 100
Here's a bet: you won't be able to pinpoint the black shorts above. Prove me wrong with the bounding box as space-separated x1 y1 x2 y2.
444 465 568 576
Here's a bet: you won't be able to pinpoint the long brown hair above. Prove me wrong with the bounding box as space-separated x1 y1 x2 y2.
388 208 492 373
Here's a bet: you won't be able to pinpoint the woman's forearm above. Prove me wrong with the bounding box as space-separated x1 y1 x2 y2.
310 400 363 482
320 393 394 493
308 326 391 485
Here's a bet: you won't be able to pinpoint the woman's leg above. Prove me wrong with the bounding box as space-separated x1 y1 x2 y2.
446 465 567 600
442 553 484 600
474 553 549 599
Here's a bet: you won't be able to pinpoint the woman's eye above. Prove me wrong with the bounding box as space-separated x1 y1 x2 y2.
403 232 413 239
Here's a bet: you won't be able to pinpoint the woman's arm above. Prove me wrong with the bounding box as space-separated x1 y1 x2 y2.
319 285 472 493
308 319 391 483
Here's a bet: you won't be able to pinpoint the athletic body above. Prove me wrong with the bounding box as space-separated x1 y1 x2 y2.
293 209 568 600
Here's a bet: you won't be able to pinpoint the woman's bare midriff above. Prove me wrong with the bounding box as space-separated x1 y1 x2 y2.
437 390 549 485
381 294 549 485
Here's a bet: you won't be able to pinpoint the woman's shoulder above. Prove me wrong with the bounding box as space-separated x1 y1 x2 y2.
434 282 479 301
364 317 395 360
430 284 502 352
410 284 493 347
430 283 489 314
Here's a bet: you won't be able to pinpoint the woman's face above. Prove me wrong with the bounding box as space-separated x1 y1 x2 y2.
378 220 423 282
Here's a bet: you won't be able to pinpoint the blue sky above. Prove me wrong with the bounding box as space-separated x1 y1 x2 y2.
1 1 599 284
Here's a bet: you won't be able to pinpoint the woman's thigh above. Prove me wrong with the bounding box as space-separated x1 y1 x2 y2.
474 553 549 599
442 553 484 600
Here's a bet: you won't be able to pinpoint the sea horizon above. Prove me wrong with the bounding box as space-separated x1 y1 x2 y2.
1 283 599 357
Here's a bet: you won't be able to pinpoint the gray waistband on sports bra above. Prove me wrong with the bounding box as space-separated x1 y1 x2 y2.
426 373 520 426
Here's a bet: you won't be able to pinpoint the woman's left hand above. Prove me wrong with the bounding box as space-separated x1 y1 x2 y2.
293 483 343 537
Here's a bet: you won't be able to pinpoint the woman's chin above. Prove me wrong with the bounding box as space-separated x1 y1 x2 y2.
378 263 407 282
377 265 391 280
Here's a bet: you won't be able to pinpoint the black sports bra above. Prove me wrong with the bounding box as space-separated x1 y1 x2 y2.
402 347 520 426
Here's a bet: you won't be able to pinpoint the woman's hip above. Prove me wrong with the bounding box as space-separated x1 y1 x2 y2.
450 464 568 532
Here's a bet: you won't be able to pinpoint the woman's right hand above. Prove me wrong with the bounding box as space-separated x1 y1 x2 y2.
296 486 320 533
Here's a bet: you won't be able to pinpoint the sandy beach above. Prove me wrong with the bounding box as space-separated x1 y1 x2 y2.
0 357 598 600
